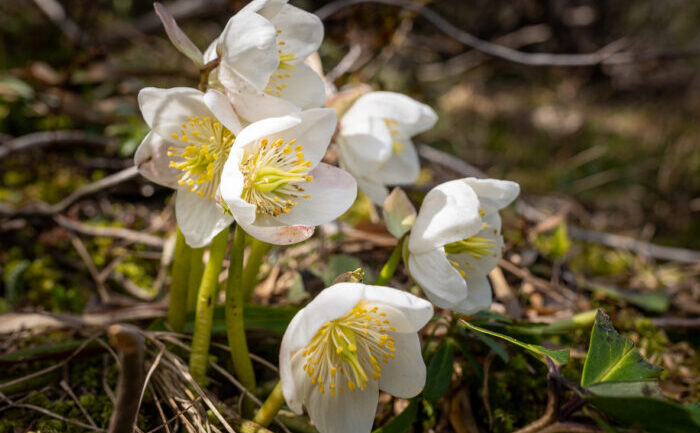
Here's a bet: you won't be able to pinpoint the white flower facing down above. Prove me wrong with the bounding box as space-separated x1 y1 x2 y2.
280 283 433 433
407 178 520 314
219 107 357 245
337 91 437 204
204 0 326 122
135 87 354 247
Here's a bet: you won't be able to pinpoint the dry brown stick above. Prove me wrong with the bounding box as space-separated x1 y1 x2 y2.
55 214 165 249
108 324 145 433
315 0 700 66
499 259 567 303
69 233 111 303
538 423 603 433
0 130 113 160
512 367 560 433
0 393 105 432
60 379 99 428
0 166 138 217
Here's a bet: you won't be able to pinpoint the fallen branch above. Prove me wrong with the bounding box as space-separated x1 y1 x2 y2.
54 214 164 249
0 130 114 160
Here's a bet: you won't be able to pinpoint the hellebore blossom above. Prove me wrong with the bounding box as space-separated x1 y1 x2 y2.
135 87 355 247
219 107 357 245
336 91 437 204
134 87 243 247
407 178 519 314
205 0 326 121
280 283 433 433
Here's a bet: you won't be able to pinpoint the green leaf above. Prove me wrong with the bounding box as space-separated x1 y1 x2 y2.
423 343 453 403
586 380 663 398
586 396 700 433
460 320 570 365
182 304 298 335
581 280 670 313
373 399 419 433
467 329 509 362
581 310 662 387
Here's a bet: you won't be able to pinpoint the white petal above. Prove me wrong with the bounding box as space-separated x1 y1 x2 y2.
350 91 437 137
134 131 181 188
272 63 326 110
382 187 417 239
275 108 336 168
203 39 219 63
240 0 287 18
217 11 278 92
175 189 233 247
408 179 483 254
360 285 433 332
233 114 302 155
220 145 257 225
379 332 426 398
271 4 324 62
337 119 393 176
203 89 243 134
273 163 357 227
237 217 314 245
154 2 204 66
306 378 379 433
408 248 468 305
452 276 493 314
281 349 311 414
355 175 389 205
462 177 520 214
138 87 210 140
281 283 365 354
449 212 503 279
377 138 420 185
230 89 301 123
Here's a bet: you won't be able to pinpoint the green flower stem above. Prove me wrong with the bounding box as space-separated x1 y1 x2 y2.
186 246 205 312
225 225 256 390
253 381 285 427
167 228 191 332
373 237 404 286
243 237 272 301
189 229 229 384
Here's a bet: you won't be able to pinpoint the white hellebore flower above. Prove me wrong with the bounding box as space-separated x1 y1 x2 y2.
337 91 437 204
280 283 433 433
134 87 243 248
219 107 357 245
206 0 326 121
407 178 520 314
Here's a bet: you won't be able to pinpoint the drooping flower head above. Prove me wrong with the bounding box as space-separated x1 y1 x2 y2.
220 108 357 244
407 178 520 313
207 0 326 121
280 283 433 433
135 87 355 246
337 91 437 204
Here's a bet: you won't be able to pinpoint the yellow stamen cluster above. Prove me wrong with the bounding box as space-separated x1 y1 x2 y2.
301 302 397 397
168 116 235 198
383 118 406 155
265 29 297 97
443 213 496 278
239 137 313 216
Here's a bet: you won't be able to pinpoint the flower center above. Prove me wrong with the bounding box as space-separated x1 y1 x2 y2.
301 302 396 397
444 235 496 260
239 138 314 216
384 118 406 155
265 29 297 97
168 116 235 199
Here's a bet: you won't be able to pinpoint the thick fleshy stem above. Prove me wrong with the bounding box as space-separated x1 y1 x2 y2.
225 225 256 391
167 228 191 332
186 246 205 312
243 237 272 301
189 229 229 384
373 237 404 286
253 381 285 427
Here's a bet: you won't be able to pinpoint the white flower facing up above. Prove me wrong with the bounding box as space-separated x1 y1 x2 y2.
204 0 326 122
337 91 437 204
134 87 244 248
407 178 520 314
280 283 433 433
219 108 357 245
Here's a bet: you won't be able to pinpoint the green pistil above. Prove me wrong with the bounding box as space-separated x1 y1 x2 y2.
445 235 496 260
253 166 308 193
